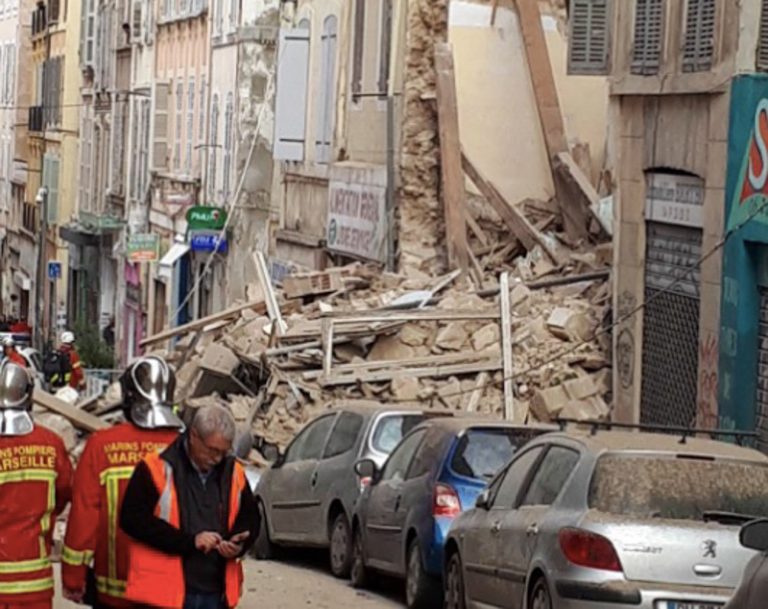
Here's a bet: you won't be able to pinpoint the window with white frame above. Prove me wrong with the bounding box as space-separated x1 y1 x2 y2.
79 107 93 212
316 15 337 164
174 81 183 171
223 92 233 200
186 78 195 174
208 93 219 201
351 0 365 103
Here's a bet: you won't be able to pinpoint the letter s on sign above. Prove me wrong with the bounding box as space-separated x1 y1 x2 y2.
749 99 768 192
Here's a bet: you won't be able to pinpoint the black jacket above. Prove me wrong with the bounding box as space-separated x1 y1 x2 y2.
120 434 259 593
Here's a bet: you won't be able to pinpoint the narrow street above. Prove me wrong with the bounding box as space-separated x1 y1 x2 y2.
54 557 403 609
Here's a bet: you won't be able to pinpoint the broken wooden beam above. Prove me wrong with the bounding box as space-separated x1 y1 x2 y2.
461 151 561 265
554 152 610 240
140 299 267 347
435 43 469 275
33 389 109 432
320 359 502 387
500 272 515 421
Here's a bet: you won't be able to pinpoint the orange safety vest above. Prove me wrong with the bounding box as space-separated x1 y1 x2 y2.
124 452 246 609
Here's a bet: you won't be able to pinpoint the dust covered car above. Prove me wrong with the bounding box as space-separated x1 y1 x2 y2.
443 428 768 609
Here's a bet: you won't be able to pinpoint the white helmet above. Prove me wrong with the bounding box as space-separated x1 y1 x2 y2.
2 337 14 347
0 361 34 436
60 331 75 345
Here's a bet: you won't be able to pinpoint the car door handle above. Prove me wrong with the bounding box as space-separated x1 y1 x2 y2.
526 524 539 537
310 471 318 487
491 521 502 535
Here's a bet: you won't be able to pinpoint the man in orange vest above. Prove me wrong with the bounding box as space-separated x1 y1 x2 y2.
0 360 72 609
62 356 184 608
120 404 258 609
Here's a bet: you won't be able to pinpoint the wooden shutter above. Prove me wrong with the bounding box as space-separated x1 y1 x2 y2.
352 0 365 101
631 0 664 76
273 27 310 161
131 0 141 43
568 0 610 76
152 82 169 171
682 0 716 73
759 0 768 71
316 15 337 164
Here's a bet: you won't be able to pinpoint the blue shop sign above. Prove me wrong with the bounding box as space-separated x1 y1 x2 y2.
190 231 228 254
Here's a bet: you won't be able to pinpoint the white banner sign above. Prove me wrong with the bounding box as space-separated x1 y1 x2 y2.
645 172 705 228
326 180 387 263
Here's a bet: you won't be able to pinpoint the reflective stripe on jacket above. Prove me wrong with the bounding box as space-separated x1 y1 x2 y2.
124 452 246 609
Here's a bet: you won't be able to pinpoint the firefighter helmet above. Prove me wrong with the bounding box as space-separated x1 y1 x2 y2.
120 356 183 430
0 360 34 436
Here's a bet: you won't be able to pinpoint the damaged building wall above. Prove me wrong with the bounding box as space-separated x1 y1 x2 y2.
225 2 280 303
397 0 449 275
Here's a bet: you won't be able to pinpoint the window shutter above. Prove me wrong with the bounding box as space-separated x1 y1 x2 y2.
316 15 337 164
683 0 716 73
43 154 59 225
352 0 365 102
630 0 663 75
759 0 768 71
568 0 610 75
273 27 310 161
152 82 169 171
131 0 141 42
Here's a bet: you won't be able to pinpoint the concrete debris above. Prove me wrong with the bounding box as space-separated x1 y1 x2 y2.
67 181 611 474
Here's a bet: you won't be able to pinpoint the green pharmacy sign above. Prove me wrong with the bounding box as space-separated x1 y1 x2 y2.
186 206 227 230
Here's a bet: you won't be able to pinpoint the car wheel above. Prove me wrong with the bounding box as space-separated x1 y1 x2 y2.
350 526 370 589
405 539 440 609
530 577 552 609
444 552 466 609
330 512 353 578
253 501 275 560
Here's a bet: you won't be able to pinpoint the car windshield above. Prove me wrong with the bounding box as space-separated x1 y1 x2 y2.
450 428 543 481
371 414 427 454
590 454 768 521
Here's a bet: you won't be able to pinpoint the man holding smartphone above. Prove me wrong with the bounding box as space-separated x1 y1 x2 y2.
120 404 258 609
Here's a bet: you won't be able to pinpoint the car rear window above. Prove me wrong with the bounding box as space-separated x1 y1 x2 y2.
371 414 428 454
450 428 545 481
590 454 768 521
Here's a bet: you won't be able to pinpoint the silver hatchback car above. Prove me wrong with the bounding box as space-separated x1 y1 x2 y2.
444 429 768 609
254 402 453 577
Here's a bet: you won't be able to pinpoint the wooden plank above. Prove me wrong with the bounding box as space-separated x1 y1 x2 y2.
435 43 469 274
140 299 267 347
514 0 592 241
462 151 561 264
321 319 334 377
554 152 609 238
33 389 109 432
320 359 502 387
304 350 496 380
465 372 489 413
466 212 490 247
254 252 287 336
500 272 515 421
329 309 501 323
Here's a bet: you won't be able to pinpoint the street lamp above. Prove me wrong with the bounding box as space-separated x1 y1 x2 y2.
35 186 48 352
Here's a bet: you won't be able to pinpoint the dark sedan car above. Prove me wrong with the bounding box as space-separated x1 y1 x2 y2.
350 418 551 608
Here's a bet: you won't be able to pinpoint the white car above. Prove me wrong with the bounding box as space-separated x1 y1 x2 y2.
726 520 768 608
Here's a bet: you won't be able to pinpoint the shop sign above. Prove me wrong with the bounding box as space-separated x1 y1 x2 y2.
645 173 704 229
326 181 386 263
190 230 228 254
126 233 160 262
729 96 768 230
186 206 228 231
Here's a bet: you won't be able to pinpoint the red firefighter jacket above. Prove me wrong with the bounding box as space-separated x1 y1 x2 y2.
62 423 179 608
0 424 72 605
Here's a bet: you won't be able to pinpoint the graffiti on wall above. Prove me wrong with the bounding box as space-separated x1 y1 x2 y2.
616 291 637 390
697 333 719 428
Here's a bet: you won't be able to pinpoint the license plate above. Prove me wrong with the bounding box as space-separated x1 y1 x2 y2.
668 604 722 609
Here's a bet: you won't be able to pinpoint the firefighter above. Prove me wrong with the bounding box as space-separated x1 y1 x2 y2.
3 338 27 368
62 356 184 609
0 360 72 609
48 332 85 391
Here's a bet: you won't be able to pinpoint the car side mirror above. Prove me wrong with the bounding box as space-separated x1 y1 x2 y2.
354 458 378 480
475 489 492 510
262 444 283 466
741 519 768 552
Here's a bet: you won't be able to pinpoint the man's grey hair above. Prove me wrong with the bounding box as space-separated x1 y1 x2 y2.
192 404 236 442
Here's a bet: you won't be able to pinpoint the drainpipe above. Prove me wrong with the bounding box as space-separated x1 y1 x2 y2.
34 186 48 352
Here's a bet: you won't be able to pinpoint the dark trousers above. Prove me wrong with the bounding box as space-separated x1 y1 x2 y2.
183 592 225 609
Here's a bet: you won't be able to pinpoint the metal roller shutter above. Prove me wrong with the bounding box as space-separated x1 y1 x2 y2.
640 222 702 427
